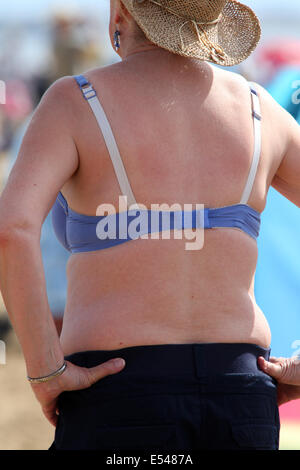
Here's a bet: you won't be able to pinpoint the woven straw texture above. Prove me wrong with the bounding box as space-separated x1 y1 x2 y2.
121 0 261 66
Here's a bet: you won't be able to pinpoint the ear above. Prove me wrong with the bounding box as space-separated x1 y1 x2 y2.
111 0 132 30
120 1 131 19
116 0 133 25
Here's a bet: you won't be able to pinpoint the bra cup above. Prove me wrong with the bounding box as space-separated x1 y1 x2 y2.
51 199 70 252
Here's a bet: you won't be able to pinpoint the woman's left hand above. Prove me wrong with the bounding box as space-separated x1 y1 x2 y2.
258 356 300 406
31 357 126 426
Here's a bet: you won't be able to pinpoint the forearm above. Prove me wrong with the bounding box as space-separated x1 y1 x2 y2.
0 229 64 378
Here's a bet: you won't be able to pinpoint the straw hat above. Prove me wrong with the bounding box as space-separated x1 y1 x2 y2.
120 0 261 66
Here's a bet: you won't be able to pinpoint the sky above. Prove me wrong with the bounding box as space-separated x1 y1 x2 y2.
0 0 300 22
1 1 299 73
0 0 108 21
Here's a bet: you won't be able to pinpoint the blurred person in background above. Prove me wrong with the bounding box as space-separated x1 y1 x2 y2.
0 110 12 155
1 0 300 452
50 8 103 83
7 6 105 109
0 80 32 156
51 9 85 81
256 39 300 87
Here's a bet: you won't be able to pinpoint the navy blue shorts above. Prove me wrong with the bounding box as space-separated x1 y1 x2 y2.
50 343 280 451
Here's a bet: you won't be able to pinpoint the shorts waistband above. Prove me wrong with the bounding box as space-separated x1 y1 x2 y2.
65 343 270 377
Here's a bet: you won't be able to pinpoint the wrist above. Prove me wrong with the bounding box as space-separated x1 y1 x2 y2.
27 361 67 384
25 349 65 380
30 362 70 397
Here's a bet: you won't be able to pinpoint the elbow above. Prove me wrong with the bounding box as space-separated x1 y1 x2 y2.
0 227 17 246
0 228 20 248
0 224 40 247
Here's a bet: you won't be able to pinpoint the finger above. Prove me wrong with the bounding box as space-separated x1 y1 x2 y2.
258 356 283 379
277 395 286 407
43 407 58 427
84 358 126 387
269 356 286 364
276 383 289 406
269 356 282 364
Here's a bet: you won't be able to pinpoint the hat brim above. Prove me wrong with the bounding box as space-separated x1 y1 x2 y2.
121 0 261 66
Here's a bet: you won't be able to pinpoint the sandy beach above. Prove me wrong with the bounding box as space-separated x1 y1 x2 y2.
0 325 54 450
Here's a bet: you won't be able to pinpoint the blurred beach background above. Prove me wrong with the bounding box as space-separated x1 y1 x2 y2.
0 0 300 450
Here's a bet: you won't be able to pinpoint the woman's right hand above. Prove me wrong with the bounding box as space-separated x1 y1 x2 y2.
258 356 300 405
31 357 126 427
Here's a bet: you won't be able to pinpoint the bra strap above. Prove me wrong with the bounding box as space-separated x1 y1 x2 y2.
239 81 262 205
74 75 138 208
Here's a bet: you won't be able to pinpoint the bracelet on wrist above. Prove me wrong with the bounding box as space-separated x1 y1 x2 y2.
27 361 67 384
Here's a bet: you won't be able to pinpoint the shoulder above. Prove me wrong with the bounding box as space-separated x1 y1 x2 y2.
249 80 298 148
216 70 295 165
83 62 125 91
31 65 120 130
41 67 119 104
38 76 79 110
249 81 300 185
218 71 294 135
212 67 254 105
246 80 290 120
33 75 89 132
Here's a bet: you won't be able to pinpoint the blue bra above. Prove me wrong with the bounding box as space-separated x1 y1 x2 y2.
51 75 262 254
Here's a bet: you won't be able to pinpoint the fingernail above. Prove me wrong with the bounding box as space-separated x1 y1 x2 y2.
112 358 125 368
260 358 267 368
258 357 265 367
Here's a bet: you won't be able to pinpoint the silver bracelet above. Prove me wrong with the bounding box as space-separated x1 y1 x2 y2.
27 361 67 384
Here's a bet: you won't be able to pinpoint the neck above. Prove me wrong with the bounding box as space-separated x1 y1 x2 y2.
119 40 162 61
115 32 211 72
120 45 211 76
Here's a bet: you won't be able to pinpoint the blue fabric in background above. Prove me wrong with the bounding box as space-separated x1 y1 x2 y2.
255 68 300 357
255 188 300 357
266 66 300 119
40 213 69 315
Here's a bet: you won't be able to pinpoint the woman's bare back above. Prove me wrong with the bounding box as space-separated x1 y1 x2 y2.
59 51 285 354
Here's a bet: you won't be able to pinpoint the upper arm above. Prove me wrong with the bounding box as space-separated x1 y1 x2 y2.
252 82 300 207
0 76 80 235
271 110 300 207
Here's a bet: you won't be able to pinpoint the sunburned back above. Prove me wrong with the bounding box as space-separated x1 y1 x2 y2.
58 53 284 355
